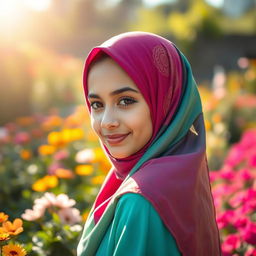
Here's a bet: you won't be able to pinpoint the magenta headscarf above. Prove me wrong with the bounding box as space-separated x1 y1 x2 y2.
83 32 182 179
80 31 221 256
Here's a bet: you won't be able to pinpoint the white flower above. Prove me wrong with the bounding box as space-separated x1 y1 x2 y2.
58 208 82 225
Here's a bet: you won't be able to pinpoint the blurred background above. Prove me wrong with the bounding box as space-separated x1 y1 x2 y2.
0 0 256 255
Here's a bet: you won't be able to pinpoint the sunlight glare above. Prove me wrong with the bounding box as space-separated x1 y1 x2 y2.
24 0 52 12
0 0 21 20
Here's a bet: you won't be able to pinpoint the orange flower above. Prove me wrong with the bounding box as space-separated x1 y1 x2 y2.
47 131 66 147
2 218 23 236
75 165 94 176
2 243 27 256
0 232 10 241
32 175 58 192
42 115 63 131
38 145 56 156
55 168 75 179
91 175 105 185
0 212 9 223
20 149 32 160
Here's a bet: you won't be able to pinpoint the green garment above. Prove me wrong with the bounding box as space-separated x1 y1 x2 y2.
96 193 181 256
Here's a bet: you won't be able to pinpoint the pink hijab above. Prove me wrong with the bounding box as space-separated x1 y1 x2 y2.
82 32 221 256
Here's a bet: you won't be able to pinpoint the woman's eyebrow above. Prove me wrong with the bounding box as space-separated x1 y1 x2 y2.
88 86 139 99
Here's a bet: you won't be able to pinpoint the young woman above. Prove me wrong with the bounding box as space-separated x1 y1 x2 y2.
77 31 221 256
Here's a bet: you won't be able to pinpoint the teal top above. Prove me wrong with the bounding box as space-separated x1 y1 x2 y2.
96 193 181 256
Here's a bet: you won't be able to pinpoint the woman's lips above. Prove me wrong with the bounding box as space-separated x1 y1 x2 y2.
104 133 130 145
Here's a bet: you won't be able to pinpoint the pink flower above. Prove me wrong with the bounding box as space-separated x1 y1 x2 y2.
233 215 249 230
241 189 256 214
238 168 254 182
22 205 45 221
53 150 69 161
58 208 81 225
249 153 256 168
221 234 241 255
245 247 256 256
220 167 235 181
229 190 246 208
243 221 256 245
37 192 76 209
48 162 64 175
54 194 76 208
217 210 236 229
224 144 244 168
34 194 53 209
14 131 30 144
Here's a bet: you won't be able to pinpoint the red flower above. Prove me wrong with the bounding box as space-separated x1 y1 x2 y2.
243 221 256 245
222 234 241 255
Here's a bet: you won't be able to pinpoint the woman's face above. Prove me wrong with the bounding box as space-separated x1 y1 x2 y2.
87 57 153 159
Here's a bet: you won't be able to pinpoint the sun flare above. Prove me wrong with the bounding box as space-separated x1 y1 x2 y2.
24 0 52 12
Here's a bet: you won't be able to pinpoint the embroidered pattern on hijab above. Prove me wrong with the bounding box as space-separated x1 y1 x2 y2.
77 31 221 256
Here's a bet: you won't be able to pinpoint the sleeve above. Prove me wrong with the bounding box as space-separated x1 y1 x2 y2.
96 193 181 256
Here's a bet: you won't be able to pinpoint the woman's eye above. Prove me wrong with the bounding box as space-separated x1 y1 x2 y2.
119 97 137 107
90 101 103 110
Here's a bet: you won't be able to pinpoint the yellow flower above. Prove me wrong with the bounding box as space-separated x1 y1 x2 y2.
2 244 27 256
61 129 72 144
32 175 58 192
38 145 56 156
91 175 105 185
0 212 9 223
55 168 75 179
0 232 10 241
47 131 66 147
2 218 23 236
75 165 94 176
20 149 32 160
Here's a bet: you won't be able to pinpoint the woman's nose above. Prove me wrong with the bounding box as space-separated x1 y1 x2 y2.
100 108 119 129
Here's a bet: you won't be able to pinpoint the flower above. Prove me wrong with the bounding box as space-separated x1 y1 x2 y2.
2 244 27 256
53 150 69 161
38 144 56 156
0 212 9 222
75 165 94 176
58 208 81 225
2 218 23 235
75 149 95 163
91 175 105 185
221 234 241 255
54 194 76 208
14 132 30 145
22 193 77 222
32 175 58 192
55 168 75 179
243 221 256 245
21 206 45 221
20 149 32 160
0 232 10 241
47 131 65 147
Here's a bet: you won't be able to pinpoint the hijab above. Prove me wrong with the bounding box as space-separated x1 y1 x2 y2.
78 31 221 256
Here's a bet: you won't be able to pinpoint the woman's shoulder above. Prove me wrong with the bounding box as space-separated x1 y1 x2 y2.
116 192 154 214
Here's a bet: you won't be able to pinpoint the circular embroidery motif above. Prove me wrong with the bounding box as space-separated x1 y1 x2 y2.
152 45 170 77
